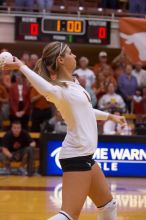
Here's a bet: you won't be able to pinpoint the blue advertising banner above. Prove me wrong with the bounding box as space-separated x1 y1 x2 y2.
46 140 146 177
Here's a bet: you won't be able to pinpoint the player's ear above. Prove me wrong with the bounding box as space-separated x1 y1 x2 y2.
57 56 64 65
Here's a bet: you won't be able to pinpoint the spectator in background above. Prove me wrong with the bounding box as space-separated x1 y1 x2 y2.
29 54 39 70
1 70 12 90
12 52 31 83
93 51 111 77
77 76 97 108
103 110 131 135
102 65 117 88
132 61 146 88
15 0 34 10
131 89 144 116
93 72 106 100
112 63 124 81
129 0 146 14
74 56 95 89
1 121 36 176
20 52 30 66
0 48 8 53
112 48 132 78
9 73 30 129
98 82 126 113
0 75 8 129
36 0 54 12
48 111 67 133
118 64 138 113
30 87 53 132
93 65 117 102
142 87 146 114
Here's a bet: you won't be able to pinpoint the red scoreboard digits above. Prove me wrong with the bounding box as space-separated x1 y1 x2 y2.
98 27 107 39
30 23 39 36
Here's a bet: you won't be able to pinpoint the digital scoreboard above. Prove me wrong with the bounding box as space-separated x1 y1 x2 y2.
15 16 111 45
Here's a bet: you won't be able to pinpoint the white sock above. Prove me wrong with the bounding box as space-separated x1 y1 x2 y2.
98 199 117 220
48 211 73 220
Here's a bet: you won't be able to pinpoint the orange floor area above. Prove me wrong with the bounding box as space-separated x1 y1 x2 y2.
0 176 146 220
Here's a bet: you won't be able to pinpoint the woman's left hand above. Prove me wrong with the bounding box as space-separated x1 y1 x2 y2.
108 114 127 127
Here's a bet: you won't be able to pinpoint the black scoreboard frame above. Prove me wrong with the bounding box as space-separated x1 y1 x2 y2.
15 16 111 45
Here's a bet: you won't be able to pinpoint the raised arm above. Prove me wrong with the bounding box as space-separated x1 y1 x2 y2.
2 55 64 104
19 65 62 103
1 58 63 103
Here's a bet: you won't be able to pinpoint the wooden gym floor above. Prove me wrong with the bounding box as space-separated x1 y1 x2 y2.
0 176 146 220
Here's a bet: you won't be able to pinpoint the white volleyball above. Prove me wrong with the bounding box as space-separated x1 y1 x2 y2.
0 52 13 65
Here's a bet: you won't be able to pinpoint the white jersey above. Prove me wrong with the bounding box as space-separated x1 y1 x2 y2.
20 65 109 159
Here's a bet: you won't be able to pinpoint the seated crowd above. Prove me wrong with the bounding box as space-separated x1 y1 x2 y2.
0 47 146 133
0 47 146 175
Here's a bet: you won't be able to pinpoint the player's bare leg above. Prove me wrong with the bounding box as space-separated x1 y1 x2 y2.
88 163 117 220
48 171 92 220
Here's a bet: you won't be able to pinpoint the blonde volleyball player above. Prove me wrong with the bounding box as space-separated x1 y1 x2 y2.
2 42 126 220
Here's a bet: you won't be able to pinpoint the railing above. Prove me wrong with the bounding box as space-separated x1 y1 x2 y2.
0 4 146 20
